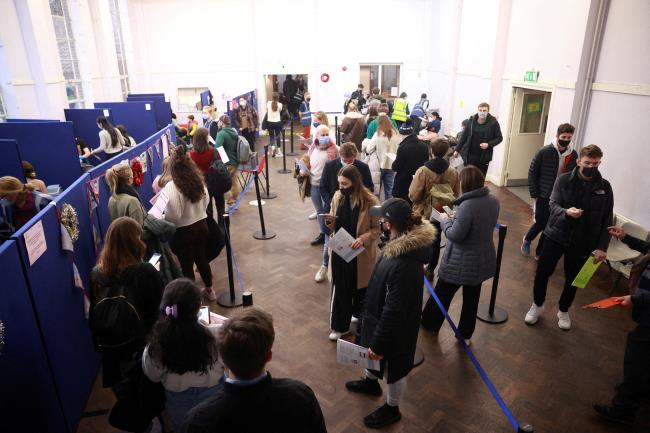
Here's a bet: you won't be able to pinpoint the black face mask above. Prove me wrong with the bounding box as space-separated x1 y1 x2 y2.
557 139 571 148
306 98 311 102
581 166 598 178
379 221 390 247
340 186 353 196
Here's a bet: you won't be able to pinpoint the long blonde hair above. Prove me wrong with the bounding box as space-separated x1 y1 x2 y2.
105 162 132 196
314 111 330 127
0 176 34 202
377 115 396 139
158 157 172 189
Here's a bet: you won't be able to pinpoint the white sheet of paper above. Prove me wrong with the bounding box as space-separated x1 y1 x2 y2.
148 189 169 219
216 146 230 164
145 103 151 110
330 227 364 263
103 109 110 117
162 134 169 158
390 87 398 97
208 135 215 145
385 152 397 161
209 312 227 326
337 339 380 370
430 207 445 223
24 220 47 265
198 306 210 324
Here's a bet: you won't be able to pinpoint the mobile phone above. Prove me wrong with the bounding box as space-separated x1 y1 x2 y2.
198 306 210 324
148 253 161 265
443 205 454 215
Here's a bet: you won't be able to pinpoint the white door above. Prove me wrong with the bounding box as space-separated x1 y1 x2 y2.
504 88 551 186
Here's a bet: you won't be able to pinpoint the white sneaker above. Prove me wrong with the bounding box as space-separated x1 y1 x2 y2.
351 316 359 324
524 303 544 325
275 151 283 158
557 311 571 330
308 212 317 220
203 288 217 302
315 265 328 283
328 330 350 341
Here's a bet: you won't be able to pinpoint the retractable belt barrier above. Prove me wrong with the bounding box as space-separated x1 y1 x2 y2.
423 276 534 433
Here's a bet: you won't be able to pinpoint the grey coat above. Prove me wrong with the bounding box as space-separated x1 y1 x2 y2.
438 187 500 285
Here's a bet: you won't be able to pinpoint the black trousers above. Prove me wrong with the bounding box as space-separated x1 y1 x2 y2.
421 279 482 339
525 197 550 257
241 128 256 152
171 219 212 288
330 284 366 333
467 161 489 177
427 221 442 272
613 325 650 412
533 237 589 311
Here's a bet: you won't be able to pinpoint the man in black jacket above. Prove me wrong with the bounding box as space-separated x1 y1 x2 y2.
345 198 435 429
523 123 578 259
320 142 374 212
455 102 503 176
594 227 650 427
391 124 430 202
525 145 613 331
182 308 327 433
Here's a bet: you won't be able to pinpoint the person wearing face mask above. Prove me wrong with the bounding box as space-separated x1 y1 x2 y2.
322 165 380 340
523 123 578 259
234 97 259 152
302 125 339 251
455 102 503 176
299 92 312 142
345 198 435 428
525 144 614 330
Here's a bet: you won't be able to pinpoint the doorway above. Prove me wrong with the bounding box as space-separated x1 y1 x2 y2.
504 87 552 195
263 74 309 118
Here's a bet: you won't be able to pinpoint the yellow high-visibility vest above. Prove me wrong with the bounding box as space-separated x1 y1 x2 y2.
391 98 408 122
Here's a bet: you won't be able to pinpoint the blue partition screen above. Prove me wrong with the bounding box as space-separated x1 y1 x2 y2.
94 101 157 143
0 139 26 181
0 121 81 189
64 108 114 150
127 95 172 131
0 240 68 433
7 118 60 122
12 205 100 432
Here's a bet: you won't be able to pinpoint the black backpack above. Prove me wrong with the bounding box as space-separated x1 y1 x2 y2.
89 284 142 352
206 159 232 197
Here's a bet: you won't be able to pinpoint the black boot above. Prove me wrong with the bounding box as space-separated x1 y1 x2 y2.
345 378 382 396
310 233 325 246
593 403 636 426
363 403 401 428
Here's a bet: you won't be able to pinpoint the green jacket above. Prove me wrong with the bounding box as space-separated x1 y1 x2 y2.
366 116 398 139
216 127 239 166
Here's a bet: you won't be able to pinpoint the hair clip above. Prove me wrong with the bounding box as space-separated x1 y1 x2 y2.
165 304 178 318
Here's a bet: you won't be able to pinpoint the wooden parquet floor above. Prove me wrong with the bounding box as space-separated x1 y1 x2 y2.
78 138 649 433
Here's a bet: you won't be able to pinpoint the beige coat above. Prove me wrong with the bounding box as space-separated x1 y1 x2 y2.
409 163 460 218
108 193 145 226
326 191 380 289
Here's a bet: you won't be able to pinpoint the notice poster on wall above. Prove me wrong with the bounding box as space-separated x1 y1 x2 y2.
24 220 47 265
162 134 169 158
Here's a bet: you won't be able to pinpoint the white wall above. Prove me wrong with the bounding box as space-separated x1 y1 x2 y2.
581 0 650 227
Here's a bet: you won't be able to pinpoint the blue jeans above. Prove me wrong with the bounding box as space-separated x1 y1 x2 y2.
380 169 395 199
165 385 220 429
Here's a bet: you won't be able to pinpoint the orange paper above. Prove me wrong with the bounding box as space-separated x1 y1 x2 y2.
582 297 622 309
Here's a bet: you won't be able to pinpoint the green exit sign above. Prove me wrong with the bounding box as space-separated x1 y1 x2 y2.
524 70 539 83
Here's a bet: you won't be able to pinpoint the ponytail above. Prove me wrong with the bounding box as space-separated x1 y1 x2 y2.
105 163 132 196
97 116 120 148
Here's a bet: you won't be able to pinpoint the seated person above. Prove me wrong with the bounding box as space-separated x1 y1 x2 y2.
76 137 92 159
182 308 327 433
21 161 47 194
187 114 198 138
0 176 51 238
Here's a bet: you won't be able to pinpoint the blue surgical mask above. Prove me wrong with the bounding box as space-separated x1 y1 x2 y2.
318 136 329 145
313 121 320 128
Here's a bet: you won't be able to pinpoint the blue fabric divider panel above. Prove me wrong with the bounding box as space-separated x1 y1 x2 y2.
200 90 211 107
94 101 157 143
0 240 68 433
128 93 164 98
12 205 100 433
127 95 172 131
7 118 60 122
0 139 26 181
64 108 114 150
53 173 97 290
87 127 172 237
0 121 80 189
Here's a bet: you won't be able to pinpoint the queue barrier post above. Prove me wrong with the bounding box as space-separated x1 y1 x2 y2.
278 129 291 174
242 291 253 307
477 224 508 324
217 213 243 307
260 144 277 199
253 168 276 240
286 120 298 156
335 115 340 144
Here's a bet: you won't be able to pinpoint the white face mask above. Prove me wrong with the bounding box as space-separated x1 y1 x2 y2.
478 111 488 119
240 100 247 107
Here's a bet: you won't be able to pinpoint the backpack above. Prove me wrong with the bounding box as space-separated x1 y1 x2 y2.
206 159 232 197
89 284 142 352
236 134 251 163
424 182 456 219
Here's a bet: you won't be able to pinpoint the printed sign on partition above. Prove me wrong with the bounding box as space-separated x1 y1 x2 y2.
24 220 47 265
162 134 169 158
140 152 148 173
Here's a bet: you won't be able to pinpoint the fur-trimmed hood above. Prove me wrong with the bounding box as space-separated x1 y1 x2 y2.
383 220 437 261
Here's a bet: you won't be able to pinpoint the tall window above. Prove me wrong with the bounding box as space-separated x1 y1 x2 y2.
108 0 130 101
0 91 6 122
49 0 84 108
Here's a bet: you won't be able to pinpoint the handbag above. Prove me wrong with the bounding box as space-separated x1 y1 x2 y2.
261 112 269 131
205 197 225 262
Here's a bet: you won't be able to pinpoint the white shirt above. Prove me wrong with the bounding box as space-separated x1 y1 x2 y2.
309 147 329 186
266 101 283 122
163 181 209 228
142 325 224 392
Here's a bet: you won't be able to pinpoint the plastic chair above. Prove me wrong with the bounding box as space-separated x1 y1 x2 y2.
607 221 649 295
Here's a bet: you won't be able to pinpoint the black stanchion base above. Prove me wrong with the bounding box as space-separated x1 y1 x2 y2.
518 423 534 433
253 229 276 240
413 348 425 367
277 168 292 174
285 151 299 156
260 192 278 199
476 304 509 324
217 291 243 308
